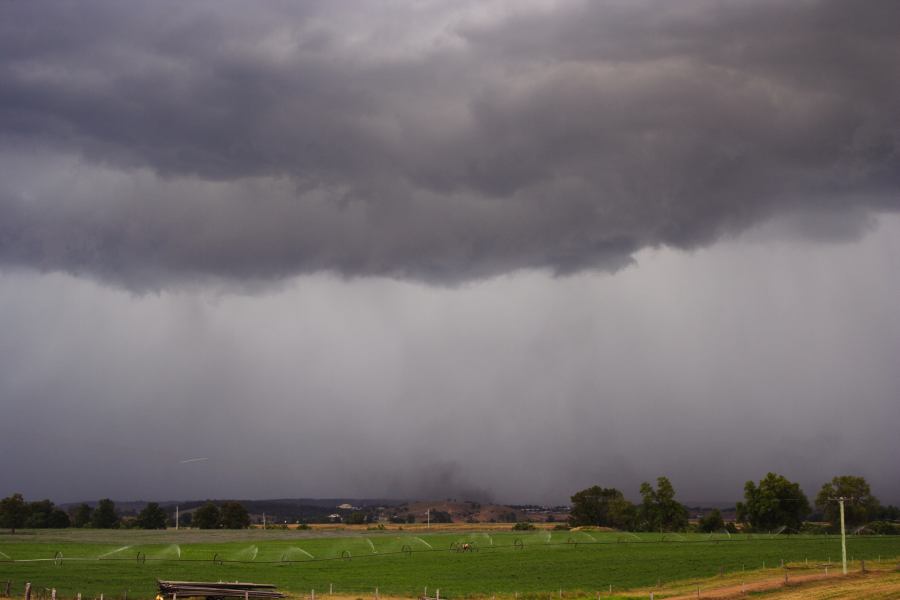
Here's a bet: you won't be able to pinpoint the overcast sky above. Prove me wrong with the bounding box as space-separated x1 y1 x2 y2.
1 0 898 506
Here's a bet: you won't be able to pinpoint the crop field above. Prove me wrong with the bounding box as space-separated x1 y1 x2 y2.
2 529 899 599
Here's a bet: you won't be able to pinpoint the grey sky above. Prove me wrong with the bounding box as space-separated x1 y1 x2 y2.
1 0 898 505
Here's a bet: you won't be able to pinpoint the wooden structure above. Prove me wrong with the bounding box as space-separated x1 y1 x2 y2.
157 581 285 600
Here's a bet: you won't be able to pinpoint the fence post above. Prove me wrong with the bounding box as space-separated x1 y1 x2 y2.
861 560 866 573
24 584 30 600
4 581 10 597
51 590 56 600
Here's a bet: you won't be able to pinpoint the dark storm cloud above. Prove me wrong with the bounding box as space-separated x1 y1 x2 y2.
0 0 898 287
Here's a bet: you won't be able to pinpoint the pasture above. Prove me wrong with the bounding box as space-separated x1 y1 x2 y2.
2 528 899 599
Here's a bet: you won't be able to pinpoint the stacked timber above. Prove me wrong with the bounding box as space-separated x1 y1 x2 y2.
157 581 285 599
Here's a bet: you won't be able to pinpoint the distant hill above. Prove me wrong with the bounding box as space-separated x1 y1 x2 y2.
60 498 405 522
58 497 570 524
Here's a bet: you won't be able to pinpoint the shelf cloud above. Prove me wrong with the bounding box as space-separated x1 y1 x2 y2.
1 0 897 289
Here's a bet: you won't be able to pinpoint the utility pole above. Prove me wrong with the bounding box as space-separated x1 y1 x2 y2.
176 506 179 531
838 497 848 575
427 509 430 529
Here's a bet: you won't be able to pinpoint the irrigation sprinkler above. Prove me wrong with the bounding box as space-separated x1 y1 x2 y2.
514 539 524 550
53 552 63 567
212 553 223 566
136 552 146 566
341 550 352 561
401 545 412 557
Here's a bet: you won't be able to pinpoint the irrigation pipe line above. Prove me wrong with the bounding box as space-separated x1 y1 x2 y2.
1 535 894 566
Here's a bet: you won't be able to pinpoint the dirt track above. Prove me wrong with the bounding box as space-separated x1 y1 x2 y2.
662 569 900 599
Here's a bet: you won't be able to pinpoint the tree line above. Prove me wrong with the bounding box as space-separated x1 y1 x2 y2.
569 474 899 534
0 495 252 531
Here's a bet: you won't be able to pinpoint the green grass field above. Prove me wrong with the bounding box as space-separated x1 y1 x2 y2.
2 529 899 599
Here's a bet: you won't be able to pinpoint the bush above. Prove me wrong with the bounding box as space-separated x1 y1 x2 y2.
552 523 571 531
511 522 535 531
866 521 900 535
799 522 829 535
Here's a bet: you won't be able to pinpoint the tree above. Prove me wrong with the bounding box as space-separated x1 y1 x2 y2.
346 511 366 525
91 498 120 529
48 509 71 528
429 510 453 524
0 493 28 534
72 503 93 528
815 475 880 530
220 502 250 529
25 499 54 528
136 502 168 529
638 477 688 532
698 509 725 533
736 473 810 532
23 499 70 529
193 502 221 529
569 486 635 529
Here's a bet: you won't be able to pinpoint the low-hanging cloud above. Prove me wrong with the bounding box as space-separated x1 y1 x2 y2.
0 0 898 288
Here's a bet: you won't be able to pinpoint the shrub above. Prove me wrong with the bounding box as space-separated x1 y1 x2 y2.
866 521 900 535
512 522 535 531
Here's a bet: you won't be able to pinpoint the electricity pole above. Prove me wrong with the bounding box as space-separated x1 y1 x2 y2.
838 497 847 575
176 505 179 531
427 509 430 529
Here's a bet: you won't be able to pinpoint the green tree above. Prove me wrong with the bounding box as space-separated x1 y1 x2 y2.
24 499 54 528
72 503 93 528
638 477 688 532
698 509 725 533
346 511 366 525
429 510 453 524
736 472 810 532
0 493 29 534
91 498 120 529
815 475 880 530
193 502 221 529
568 486 635 529
136 502 168 529
220 502 250 529
48 509 70 528
23 499 70 528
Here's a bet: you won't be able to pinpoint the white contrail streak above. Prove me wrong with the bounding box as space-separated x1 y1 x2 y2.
179 457 208 464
